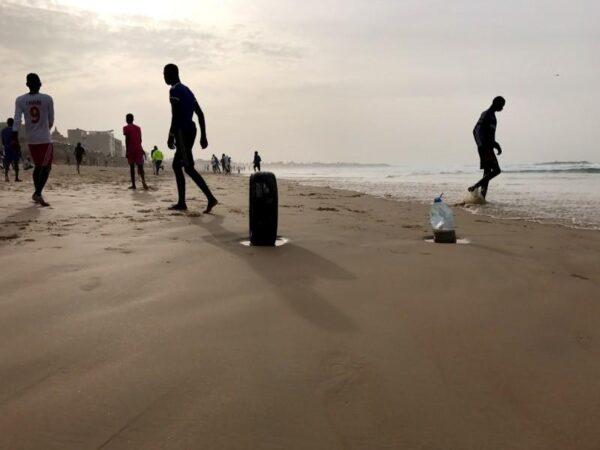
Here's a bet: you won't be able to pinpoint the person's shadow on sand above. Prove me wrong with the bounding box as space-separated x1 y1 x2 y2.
190 214 358 333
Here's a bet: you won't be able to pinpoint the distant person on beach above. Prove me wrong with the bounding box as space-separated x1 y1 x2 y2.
151 145 164 175
13 73 54 206
211 154 220 173
163 63 218 212
123 113 149 190
74 142 85 174
468 96 505 199
253 151 261 172
2 118 21 182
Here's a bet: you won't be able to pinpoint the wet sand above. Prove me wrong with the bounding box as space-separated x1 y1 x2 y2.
1 165 599 449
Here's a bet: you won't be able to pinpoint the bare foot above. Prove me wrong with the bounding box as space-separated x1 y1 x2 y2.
204 198 218 214
168 203 188 211
32 194 50 207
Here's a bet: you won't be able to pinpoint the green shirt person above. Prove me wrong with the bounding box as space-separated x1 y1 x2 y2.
150 146 164 175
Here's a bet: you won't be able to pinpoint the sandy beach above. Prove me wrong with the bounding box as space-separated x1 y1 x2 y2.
1 165 599 449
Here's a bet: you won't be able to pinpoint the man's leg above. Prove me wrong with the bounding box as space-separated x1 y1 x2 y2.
184 166 217 201
470 166 501 197
177 128 218 213
129 163 136 189
31 165 51 206
13 160 21 181
171 156 187 209
137 164 149 189
32 166 41 195
481 166 501 198
4 160 9 181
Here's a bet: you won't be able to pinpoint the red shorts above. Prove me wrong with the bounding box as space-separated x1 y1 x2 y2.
127 151 144 166
28 143 54 166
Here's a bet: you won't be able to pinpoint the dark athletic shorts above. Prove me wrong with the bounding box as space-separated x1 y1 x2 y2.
478 146 499 171
3 148 19 165
29 143 53 166
172 125 197 168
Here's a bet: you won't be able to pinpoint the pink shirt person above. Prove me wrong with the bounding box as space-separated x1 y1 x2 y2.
123 123 144 165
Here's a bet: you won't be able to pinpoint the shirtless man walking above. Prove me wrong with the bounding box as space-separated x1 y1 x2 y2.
468 96 505 199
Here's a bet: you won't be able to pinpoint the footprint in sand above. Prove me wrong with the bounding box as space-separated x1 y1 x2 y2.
571 273 590 281
319 351 370 398
104 246 134 254
0 234 20 241
80 276 102 291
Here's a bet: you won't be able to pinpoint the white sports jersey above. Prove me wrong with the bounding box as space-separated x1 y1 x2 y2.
13 92 54 145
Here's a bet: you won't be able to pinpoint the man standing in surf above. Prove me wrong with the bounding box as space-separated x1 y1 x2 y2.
468 96 505 199
163 63 218 213
12 73 54 206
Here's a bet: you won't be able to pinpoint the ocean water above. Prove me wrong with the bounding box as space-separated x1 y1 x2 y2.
267 161 600 230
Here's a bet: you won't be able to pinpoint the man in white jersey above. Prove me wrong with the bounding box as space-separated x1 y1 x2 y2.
13 73 54 206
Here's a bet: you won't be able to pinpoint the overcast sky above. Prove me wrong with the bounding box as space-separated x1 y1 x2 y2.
0 0 598 164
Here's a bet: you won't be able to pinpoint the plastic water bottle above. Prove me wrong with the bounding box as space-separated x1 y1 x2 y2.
429 194 456 243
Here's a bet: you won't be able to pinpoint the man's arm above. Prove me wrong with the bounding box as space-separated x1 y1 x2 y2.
168 93 178 149
194 101 208 149
123 130 131 156
48 96 54 129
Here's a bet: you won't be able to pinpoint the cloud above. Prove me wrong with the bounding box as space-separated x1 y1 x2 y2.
0 0 305 81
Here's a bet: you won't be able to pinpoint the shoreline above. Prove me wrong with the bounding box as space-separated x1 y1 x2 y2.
277 176 600 233
1 165 599 449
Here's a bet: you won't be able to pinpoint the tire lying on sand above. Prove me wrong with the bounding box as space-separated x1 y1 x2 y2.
249 172 278 246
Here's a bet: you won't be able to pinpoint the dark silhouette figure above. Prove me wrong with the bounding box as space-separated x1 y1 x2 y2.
2 118 21 182
123 113 148 190
221 153 228 175
468 96 505 198
74 142 85 174
13 73 54 206
164 63 217 213
253 150 261 172
211 154 221 173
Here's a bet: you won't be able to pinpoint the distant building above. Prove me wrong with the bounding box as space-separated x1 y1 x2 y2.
51 128 69 144
67 128 122 157
114 138 124 157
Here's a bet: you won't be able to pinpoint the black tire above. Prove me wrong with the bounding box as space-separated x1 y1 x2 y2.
249 172 278 246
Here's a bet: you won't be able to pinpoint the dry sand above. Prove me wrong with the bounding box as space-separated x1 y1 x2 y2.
0 165 599 450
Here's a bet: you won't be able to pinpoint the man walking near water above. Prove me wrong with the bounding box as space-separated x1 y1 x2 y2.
468 96 505 199
13 73 54 206
163 63 218 213
253 150 261 172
